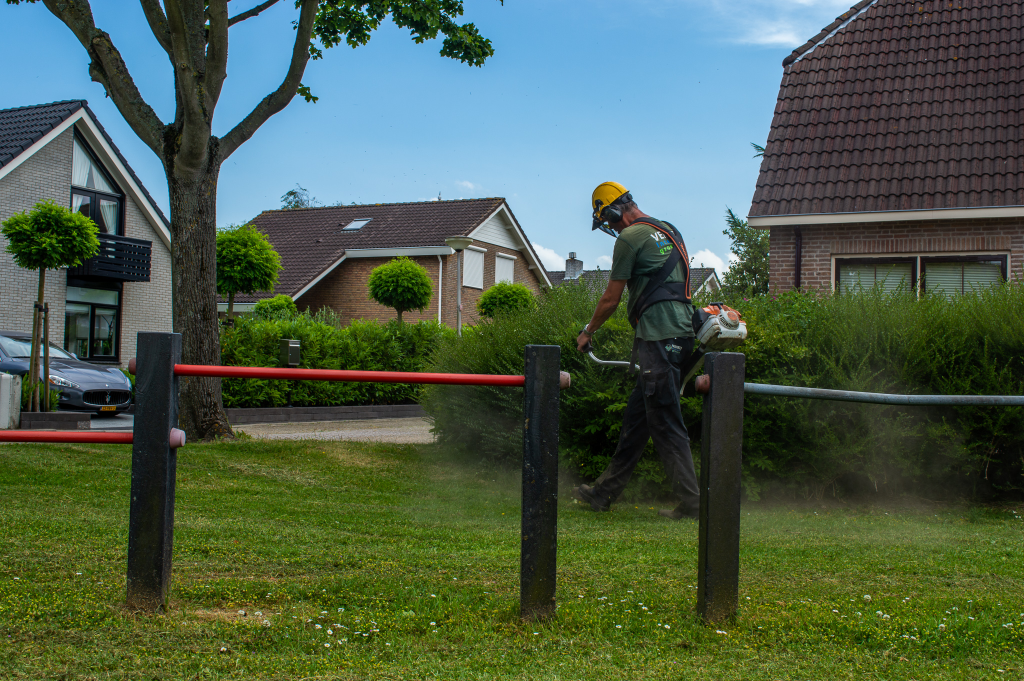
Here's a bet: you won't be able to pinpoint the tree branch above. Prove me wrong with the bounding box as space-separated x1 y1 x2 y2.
205 0 229 112
39 0 165 156
139 0 173 56
228 0 282 26
163 0 214 173
219 0 318 161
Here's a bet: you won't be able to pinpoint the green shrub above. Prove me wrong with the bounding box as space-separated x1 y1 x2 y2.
252 294 298 320
421 280 1024 501
220 313 451 408
367 256 433 323
477 282 536 318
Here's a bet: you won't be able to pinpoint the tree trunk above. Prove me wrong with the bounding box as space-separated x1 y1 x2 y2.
396 308 403 324
28 268 46 412
167 164 233 441
227 291 235 320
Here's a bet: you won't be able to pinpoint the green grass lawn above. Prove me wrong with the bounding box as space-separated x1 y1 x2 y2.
1 437 1022 680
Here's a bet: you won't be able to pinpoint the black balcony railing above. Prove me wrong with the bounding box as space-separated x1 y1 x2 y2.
68 233 152 282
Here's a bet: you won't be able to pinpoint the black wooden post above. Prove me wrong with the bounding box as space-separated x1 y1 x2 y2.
127 332 181 611
696 351 745 624
520 344 560 620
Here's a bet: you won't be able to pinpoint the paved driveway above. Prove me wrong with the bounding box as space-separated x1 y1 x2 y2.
89 413 434 444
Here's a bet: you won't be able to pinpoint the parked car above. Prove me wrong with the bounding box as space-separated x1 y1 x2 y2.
0 330 133 415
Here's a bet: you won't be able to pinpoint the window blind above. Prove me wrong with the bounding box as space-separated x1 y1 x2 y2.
463 248 484 289
495 255 515 284
838 261 913 293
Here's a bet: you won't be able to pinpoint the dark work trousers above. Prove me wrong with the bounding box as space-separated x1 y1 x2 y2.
591 337 700 511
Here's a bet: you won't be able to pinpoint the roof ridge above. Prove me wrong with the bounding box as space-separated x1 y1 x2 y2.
260 196 505 214
0 99 86 114
782 0 879 67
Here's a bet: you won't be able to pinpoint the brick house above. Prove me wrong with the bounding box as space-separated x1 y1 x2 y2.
749 0 1024 294
228 198 552 326
0 101 172 367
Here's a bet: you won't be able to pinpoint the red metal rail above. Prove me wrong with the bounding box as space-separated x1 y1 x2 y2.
0 431 133 444
172 364 527 387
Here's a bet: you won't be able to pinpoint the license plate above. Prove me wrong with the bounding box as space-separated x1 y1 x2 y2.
100 405 117 412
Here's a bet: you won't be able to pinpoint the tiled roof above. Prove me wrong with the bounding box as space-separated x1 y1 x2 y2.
690 267 718 290
0 100 84 168
749 0 1024 217
0 100 169 228
240 198 507 301
548 269 610 289
550 267 717 292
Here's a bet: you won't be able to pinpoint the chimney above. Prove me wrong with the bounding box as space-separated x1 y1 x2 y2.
565 252 584 280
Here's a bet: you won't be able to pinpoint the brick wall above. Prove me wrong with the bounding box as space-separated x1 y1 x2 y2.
119 195 173 366
0 128 74 344
769 218 1024 292
297 239 545 327
0 126 172 367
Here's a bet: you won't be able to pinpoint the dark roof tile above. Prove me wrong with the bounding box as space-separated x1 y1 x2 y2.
235 198 508 302
751 0 1024 217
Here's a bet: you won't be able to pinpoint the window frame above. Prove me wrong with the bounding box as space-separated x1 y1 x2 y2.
834 257 918 292
920 254 1008 293
64 278 124 364
70 131 124 236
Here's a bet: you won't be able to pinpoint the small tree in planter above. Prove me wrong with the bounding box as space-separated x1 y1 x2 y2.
368 257 433 323
477 282 536 318
1 200 99 411
216 224 283 321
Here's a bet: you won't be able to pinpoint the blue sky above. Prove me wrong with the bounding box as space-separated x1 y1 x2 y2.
1 0 855 274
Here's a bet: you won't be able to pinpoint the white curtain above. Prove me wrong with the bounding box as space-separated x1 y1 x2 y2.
99 199 118 234
72 139 90 187
72 194 88 214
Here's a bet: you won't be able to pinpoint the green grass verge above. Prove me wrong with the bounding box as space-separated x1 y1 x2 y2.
1 438 1022 679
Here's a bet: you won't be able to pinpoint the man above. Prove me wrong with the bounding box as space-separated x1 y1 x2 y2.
573 182 700 519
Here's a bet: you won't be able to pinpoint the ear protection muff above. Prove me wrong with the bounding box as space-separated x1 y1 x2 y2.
600 192 632 225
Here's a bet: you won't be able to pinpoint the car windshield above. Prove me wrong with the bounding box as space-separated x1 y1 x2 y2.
0 335 75 360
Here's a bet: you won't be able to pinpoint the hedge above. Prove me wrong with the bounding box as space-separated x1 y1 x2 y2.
220 312 451 408
420 280 1024 501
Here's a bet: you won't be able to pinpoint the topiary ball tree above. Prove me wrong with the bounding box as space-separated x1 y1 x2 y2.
1 200 99 411
477 282 536 318
367 256 433 323
252 294 299 320
216 224 283 319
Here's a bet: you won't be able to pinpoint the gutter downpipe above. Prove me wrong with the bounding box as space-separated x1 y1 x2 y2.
794 227 802 289
437 254 443 323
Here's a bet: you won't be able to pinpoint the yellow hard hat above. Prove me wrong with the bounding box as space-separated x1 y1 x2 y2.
591 181 631 232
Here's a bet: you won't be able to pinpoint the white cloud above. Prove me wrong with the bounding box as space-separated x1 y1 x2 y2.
690 248 738 274
455 180 480 191
698 0 865 47
532 243 567 272
595 255 613 270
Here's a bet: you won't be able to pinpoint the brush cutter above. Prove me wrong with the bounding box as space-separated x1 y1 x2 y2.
584 302 747 392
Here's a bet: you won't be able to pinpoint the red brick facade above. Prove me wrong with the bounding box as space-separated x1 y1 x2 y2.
769 218 1024 292
296 239 544 326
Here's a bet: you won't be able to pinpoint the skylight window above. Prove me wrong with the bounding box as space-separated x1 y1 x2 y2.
341 218 371 231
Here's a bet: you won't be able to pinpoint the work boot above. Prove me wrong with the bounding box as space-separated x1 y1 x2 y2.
658 502 698 520
572 484 609 512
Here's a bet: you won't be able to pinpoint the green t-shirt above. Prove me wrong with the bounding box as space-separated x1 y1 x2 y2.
609 218 694 341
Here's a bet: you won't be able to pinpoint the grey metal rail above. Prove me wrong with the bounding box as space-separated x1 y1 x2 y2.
744 382 1024 406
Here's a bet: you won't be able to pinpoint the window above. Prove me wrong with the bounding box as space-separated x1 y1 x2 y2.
836 258 916 293
463 247 484 289
341 218 371 231
64 283 121 361
922 256 1007 297
71 134 123 235
495 253 515 284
